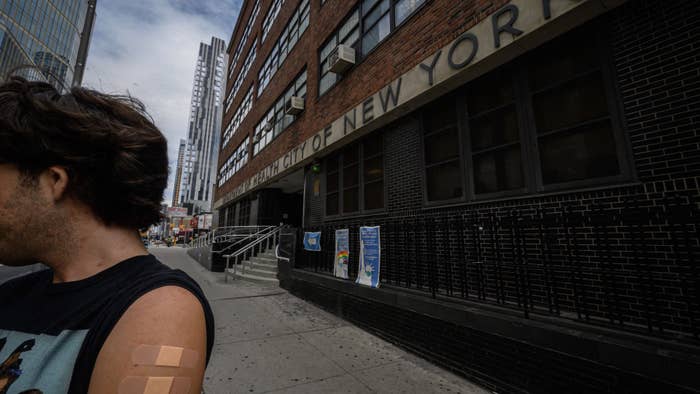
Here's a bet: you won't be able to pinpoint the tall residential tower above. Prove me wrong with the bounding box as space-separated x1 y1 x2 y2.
0 0 96 90
178 37 226 214
172 139 187 207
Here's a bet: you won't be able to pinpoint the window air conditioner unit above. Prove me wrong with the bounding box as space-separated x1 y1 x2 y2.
263 121 273 132
285 96 305 116
254 132 262 142
329 44 356 74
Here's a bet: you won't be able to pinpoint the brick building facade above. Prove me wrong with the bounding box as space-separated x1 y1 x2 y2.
216 0 700 391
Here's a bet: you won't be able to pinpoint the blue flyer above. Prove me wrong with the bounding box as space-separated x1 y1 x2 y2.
303 231 321 251
356 226 380 288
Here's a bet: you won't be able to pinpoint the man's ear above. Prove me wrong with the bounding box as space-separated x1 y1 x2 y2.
41 166 70 202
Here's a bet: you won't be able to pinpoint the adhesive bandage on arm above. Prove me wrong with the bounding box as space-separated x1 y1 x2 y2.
118 376 191 394
131 345 199 368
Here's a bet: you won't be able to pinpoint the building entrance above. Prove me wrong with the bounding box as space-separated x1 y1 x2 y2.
256 189 303 227
254 169 305 227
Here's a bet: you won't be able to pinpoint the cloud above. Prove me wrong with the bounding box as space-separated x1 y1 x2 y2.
82 0 242 206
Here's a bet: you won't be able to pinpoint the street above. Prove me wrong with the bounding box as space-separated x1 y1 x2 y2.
151 247 488 394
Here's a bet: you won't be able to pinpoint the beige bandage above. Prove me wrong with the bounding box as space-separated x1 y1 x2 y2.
119 376 191 394
132 345 199 368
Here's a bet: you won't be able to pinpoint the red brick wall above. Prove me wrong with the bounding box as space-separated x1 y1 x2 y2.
226 0 256 93
217 0 510 201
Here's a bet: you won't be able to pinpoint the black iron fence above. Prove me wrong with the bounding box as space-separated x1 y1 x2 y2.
295 193 700 341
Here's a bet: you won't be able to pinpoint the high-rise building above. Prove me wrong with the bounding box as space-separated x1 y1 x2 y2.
179 37 227 214
0 0 96 90
172 139 187 207
33 51 69 84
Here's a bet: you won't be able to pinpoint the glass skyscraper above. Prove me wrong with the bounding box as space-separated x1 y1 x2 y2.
172 139 187 208
178 37 227 214
0 0 96 90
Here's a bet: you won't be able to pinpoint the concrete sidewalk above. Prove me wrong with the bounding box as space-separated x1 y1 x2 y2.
151 247 489 394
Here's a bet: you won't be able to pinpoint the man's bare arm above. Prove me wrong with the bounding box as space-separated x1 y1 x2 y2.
88 286 207 394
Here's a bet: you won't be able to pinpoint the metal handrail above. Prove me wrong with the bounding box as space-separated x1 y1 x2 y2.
212 225 267 240
224 226 282 282
212 226 276 255
198 226 271 248
275 244 290 262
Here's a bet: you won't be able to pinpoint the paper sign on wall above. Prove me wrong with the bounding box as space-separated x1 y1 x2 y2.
356 226 380 288
303 232 321 251
334 229 349 279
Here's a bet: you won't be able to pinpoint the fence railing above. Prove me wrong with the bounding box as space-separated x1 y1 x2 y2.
295 193 700 342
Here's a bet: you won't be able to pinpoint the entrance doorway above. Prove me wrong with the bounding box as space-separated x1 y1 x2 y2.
256 169 304 227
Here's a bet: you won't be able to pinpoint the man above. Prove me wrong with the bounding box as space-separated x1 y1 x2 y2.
0 76 214 393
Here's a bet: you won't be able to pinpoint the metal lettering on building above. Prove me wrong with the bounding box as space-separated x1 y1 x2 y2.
215 0 618 208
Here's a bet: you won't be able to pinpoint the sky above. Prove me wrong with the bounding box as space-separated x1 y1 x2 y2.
82 0 243 206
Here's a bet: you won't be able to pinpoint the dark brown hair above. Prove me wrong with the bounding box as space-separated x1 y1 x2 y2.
0 76 168 229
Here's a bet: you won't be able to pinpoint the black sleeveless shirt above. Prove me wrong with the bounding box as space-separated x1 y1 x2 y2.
0 254 215 394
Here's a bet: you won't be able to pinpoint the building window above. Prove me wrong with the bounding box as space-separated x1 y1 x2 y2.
422 27 630 203
222 204 236 227
422 93 463 202
219 207 227 227
342 144 360 213
318 0 427 96
229 0 261 79
363 133 384 210
360 0 391 55
218 138 249 187
223 87 254 147
394 0 426 25
262 0 285 42
258 0 310 96
466 69 524 195
238 198 251 226
228 205 236 226
226 38 257 112
253 69 307 155
325 134 384 216
326 156 340 215
527 34 620 185
224 86 235 114
319 10 359 95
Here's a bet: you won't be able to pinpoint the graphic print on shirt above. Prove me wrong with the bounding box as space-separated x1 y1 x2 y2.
0 337 39 394
0 330 88 394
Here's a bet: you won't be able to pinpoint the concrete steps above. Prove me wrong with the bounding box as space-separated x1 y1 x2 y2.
250 257 276 264
240 263 277 278
230 246 279 286
248 260 277 273
227 269 280 285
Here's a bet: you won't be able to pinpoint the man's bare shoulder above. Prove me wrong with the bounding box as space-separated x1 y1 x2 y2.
88 286 208 394
107 286 206 336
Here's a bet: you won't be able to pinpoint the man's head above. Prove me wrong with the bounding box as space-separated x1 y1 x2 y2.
0 76 168 265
